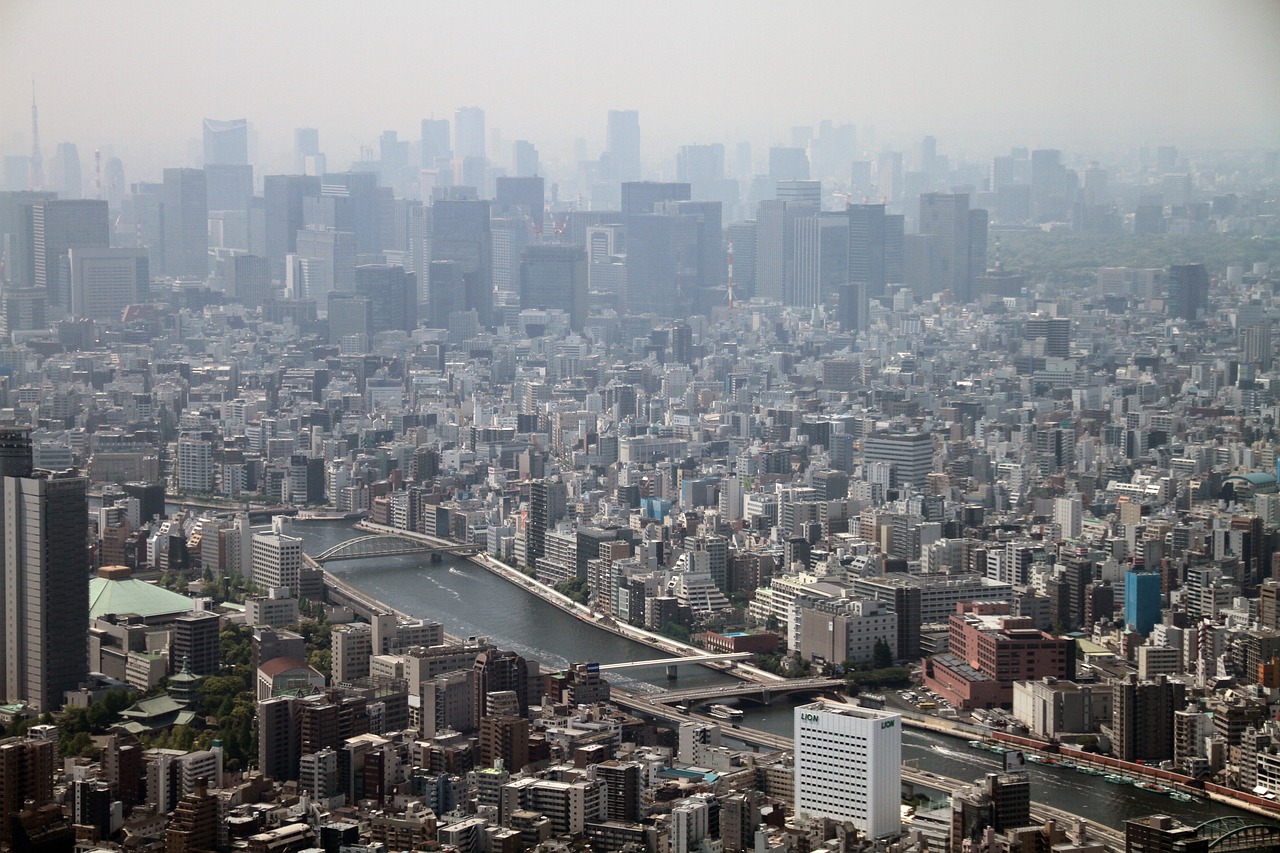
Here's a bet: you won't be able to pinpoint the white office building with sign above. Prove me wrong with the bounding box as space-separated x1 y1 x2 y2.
793 700 901 838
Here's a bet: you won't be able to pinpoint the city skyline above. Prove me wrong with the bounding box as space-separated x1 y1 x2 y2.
2 1 1278 181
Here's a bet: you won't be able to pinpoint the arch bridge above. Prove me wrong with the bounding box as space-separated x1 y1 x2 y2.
313 534 482 563
1195 816 1280 851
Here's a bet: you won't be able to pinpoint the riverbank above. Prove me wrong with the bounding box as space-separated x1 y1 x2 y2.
350 520 785 682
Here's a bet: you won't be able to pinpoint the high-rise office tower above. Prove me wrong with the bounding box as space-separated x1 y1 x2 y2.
426 260 465 327
1167 263 1209 321
520 245 587 332
430 199 492 324
1124 571 1161 636
790 211 847 308
677 144 730 198
754 198 817 304
1025 316 1071 357
251 528 303 594
512 140 539 178
294 128 320 172
621 181 690 215
0 426 89 713
725 221 756 300
205 164 253 213
847 203 887 298
224 253 270 308
355 264 416 334
495 176 545 231
318 172 381 255
657 198 725 293
265 174 321 280
30 199 109 306
327 292 372 348
809 120 855 181
69 247 148 321
1245 322 1274 370
52 143 82 199
1030 148 1068 221
769 146 810 184
794 701 901 838
162 168 209 279
606 110 641 182
454 107 486 161
918 192 986 303
623 211 699 315
202 118 249 166
421 119 451 168
294 227 355 304
864 431 933 491
877 151 902 202
0 190 56 287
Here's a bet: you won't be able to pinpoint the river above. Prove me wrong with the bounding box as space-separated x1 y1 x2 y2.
295 520 1243 828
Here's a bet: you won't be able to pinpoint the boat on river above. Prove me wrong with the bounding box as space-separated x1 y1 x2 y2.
708 703 744 721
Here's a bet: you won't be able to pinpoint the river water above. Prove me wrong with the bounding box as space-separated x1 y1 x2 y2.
295 520 1242 827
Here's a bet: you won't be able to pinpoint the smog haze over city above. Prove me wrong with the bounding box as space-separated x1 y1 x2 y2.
4 2 1280 853
2 0 1279 175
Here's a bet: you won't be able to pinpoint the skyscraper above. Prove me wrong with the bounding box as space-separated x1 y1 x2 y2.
30 199 109 306
223 253 270 308
421 119 451 168
1167 263 1210 321
606 110 641 182
621 181 690 215
495 176 545 230
454 107 486 161
918 192 986 303
794 701 900 838
1124 571 1161 636
520 245 587 332
202 118 249 166
0 426 89 713
430 198 493 324
512 140 539 178
162 168 209 279
864 431 934 491
355 263 416 334
265 174 321 279
52 143 82 199
294 128 320 172
847 203 887 298
69 247 148 321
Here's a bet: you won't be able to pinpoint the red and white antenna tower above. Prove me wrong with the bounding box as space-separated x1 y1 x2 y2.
29 81 43 191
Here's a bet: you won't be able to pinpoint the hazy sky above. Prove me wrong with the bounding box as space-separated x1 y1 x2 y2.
2 0 1278 180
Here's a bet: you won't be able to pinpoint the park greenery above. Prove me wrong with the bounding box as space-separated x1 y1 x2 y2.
998 231 1280 291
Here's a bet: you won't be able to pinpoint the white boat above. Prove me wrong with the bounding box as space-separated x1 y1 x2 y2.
708 703 744 720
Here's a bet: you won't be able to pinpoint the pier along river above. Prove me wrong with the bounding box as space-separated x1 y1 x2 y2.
296 520 1242 828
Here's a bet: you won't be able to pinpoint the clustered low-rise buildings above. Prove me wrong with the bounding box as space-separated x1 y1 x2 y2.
0 120 1278 853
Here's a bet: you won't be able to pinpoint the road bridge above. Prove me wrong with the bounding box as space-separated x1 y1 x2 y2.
598 653 752 678
313 534 482 563
644 676 846 706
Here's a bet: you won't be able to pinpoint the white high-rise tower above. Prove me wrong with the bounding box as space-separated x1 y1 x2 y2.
794 700 901 838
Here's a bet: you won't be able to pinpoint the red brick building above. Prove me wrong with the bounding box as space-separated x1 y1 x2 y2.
922 603 1074 710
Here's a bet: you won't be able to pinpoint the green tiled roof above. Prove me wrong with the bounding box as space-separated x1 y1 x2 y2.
89 576 197 620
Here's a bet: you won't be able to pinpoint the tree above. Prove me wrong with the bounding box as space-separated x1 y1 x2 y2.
659 621 691 643
872 639 894 670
